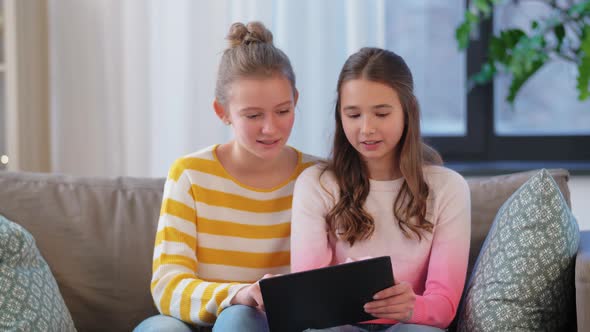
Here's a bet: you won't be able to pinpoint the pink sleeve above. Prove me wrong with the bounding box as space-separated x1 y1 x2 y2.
408 174 471 328
290 167 334 272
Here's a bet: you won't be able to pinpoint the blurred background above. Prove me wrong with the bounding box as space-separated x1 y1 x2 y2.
0 0 588 229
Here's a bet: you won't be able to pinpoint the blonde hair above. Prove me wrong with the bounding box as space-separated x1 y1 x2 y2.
215 21 296 105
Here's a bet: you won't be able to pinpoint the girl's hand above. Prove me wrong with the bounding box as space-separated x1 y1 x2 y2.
363 281 416 322
231 274 275 311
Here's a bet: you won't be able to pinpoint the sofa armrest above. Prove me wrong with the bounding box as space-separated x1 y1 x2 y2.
577 230 590 331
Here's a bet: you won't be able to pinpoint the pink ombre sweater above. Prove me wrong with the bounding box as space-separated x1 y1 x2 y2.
290 164 471 329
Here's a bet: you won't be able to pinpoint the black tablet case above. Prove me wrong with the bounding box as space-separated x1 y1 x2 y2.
260 256 394 332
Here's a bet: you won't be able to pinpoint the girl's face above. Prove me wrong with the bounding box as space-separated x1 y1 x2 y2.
339 79 405 176
218 76 297 161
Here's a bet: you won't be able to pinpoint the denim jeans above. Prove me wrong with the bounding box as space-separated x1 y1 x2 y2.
212 305 269 332
304 323 446 332
133 305 268 332
133 314 199 332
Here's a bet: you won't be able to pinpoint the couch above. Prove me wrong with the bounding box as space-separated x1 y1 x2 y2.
0 169 588 332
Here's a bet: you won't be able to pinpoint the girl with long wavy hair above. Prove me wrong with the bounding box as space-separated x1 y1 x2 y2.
291 47 471 332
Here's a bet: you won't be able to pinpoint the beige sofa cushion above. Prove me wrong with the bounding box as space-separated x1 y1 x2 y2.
0 172 165 332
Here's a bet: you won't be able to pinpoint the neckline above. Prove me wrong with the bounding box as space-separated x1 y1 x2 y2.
369 177 404 192
211 144 302 192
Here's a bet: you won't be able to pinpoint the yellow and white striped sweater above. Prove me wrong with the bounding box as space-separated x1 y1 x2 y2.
150 145 317 326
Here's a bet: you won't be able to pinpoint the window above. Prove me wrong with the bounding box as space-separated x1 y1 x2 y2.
405 1 590 169
385 1 466 137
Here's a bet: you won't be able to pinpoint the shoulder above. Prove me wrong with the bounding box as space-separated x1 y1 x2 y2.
293 164 340 208
422 166 471 228
182 145 217 161
423 165 469 195
296 163 338 191
298 163 334 183
293 148 323 168
166 145 218 180
291 148 324 178
297 149 322 165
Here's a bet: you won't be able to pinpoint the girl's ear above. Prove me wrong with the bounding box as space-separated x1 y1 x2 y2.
293 88 299 107
213 100 230 124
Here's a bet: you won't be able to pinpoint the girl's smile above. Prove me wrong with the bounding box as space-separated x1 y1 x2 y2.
361 140 383 151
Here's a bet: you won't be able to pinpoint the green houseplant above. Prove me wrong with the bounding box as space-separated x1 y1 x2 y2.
456 0 590 103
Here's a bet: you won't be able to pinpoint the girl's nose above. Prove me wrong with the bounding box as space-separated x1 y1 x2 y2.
361 118 375 135
261 117 278 135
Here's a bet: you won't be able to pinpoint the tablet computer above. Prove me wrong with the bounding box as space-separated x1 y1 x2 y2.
260 256 394 332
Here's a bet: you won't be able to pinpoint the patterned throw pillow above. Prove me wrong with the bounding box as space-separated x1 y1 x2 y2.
0 214 76 332
457 169 579 331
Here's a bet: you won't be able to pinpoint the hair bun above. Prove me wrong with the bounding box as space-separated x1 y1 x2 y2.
227 21 273 48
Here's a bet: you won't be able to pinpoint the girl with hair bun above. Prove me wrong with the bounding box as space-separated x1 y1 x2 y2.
291 47 471 331
135 21 316 332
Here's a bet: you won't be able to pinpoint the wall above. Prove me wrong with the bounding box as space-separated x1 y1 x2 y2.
4 0 50 172
570 176 590 231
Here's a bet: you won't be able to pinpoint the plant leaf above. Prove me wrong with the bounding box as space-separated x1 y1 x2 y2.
502 31 548 103
488 29 526 65
580 25 590 54
456 0 505 50
554 24 565 51
578 58 590 100
456 11 480 50
474 0 492 16
457 0 590 104
509 34 547 78
507 58 546 103
471 61 497 87
456 21 472 50
569 0 590 16
577 25 590 100
500 29 527 49
489 35 509 63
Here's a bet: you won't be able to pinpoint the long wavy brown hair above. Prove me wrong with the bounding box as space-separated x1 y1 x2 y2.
323 47 442 246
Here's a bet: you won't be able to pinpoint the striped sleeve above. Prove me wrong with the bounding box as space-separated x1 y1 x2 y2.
150 159 248 326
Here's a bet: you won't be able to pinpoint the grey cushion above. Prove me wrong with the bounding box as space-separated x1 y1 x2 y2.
457 169 579 331
0 214 76 331
466 168 571 279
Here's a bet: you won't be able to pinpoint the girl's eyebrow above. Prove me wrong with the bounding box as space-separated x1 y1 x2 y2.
342 104 393 112
274 100 292 108
239 107 263 113
240 100 292 113
373 104 393 110
342 105 360 112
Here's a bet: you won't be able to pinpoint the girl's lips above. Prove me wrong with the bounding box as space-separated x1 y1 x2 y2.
257 139 281 146
361 140 382 150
